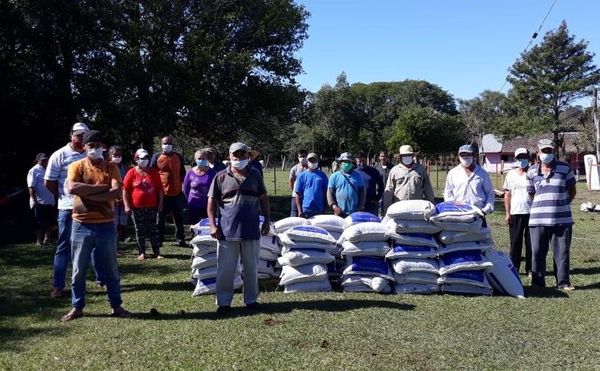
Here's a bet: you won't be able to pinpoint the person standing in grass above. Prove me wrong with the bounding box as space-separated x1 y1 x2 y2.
61 130 129 321
503 148 533 276
527 139 576 291
294 152 328 218
27 152 55 245
288 149 308 217
327 152 365 218
355 151 384 215
183 148 216 225
208 142 271 314
382 145 435 214
109 145 129 246
123 149 164 261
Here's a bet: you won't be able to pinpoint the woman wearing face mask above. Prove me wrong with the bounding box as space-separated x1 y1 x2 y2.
122 149 164 260
444 144 495 219
327 152 366 217
503 148 533 276
183 148 217 225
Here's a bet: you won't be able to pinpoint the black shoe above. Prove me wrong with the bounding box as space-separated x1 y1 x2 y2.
216 306 231 315
245 302 260 310
177 239 187 247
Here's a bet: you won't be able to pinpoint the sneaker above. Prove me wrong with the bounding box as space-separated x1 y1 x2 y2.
558 284 575 292
216 306 231 315
110 307 132 318
245 302 260 310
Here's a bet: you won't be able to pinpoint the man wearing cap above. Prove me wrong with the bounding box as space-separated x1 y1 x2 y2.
527 139 577 291
288 149 308 217
355 151 384 215
293 153 328 218
44 122 92 298
503 148 533 275
150 135 187 247
382 145 435 214
444 144 495 217
207 142 271 314
27 152 55 245
327 152 365 217
61 130 129 321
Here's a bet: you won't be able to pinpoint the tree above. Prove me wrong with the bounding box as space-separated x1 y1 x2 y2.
507 21 600 156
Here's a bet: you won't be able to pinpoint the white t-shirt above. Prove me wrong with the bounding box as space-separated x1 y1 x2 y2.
503 169 532 215
27 164 55 208
44 143 87 210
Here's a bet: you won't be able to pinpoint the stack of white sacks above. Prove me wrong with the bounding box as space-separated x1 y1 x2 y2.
275 217 336 293
338 212 393 293
383 200 442 294
189 218 242 296
307 215 345 281
257 216 282 280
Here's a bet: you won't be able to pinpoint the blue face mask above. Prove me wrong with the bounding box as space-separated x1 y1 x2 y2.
517 159 529 168
539 153 554 164
196 159 209 168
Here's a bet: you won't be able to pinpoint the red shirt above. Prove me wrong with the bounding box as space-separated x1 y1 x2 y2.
123 167 162 209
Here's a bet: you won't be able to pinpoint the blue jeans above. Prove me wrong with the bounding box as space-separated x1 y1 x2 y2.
71 221 122 309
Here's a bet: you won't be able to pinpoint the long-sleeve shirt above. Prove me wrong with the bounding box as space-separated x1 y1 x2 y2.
383 163 435 213
356 165 384 205
444 164 495 214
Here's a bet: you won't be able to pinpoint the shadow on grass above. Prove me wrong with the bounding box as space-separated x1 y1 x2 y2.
120 281 192 292
0 325 68 352
574 281 600 290
571 266 600 275
523 287 569 298
130 298 415 321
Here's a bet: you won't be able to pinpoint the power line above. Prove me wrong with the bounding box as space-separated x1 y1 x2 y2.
499 0 559 93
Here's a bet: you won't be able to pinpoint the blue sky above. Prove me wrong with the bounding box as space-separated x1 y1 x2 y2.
294 0 600 104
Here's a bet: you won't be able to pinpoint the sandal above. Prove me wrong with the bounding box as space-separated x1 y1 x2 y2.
61 308 84 322
110 307 132 318
154 254 164 259
137 254 146 261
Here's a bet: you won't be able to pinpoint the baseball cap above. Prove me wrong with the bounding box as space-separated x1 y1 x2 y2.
399 145 414 155
229 142 250 154
307 152 319 160
35 152 48 162
537 139 554 150
514 148 529 157
337 152 354 162
71 122 90 135
458 144 474 154
135 148 149 159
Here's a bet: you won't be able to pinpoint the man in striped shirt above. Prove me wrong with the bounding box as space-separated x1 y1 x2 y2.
527 139 577 291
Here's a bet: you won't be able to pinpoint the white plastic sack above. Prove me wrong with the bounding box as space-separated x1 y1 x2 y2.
191 266 218 280
438 250 493 275
386 200 436 220
258 259 277 276
431 218 483 232
192 276 242 296
259 247 279 261
386 218 441 234
338 222 388 243
190 232 217 246
279 234 337 254
190 218 212 234
260 235 280 254
438 228 492 244
193 244 216 257
283 278 332 293
309 214 345 232
386 232 439 248
341 241 390 257
343 256 394 280
277 249 334 267
385 242 438 259
273 217 310 234
342 212 381 228
341 275 392 293
437 240 495 255
484 249 524 298
394 283 439 294
393 271 439 285
191 252 218 270
283 225 336 244
431 202 483 222
391 258 439 275
279 263 328 286
438 270 492 288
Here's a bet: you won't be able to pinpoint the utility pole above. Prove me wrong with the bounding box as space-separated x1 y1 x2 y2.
593 87 599 161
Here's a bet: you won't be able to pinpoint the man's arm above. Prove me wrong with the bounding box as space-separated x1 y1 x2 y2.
259 194 271 235
157 189 164 212
382 169 395 215
443 170 455 202
358 185 366 211
481 172 495 214
568 183 577 202
207 197 223 240
122 189 133 213
44 180 57 195
68 181 110 197
503 190 512 225
374 169 384 200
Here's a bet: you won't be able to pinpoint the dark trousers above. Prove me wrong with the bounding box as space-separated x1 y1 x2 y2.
132 208 160 255
158 195 185 242
529 225 572 287
508 214 532 273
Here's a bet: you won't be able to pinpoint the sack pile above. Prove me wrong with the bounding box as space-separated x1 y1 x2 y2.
308 215 345 281
339 213 393 293
257 216 281 280
277 224 336 293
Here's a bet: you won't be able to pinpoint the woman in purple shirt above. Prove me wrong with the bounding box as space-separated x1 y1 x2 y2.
183 148 216 225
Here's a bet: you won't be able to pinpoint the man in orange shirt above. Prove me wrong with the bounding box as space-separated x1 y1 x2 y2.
151 135 187 247
61 130 130 321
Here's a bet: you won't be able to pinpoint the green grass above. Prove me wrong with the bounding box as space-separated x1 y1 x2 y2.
1 184 600 369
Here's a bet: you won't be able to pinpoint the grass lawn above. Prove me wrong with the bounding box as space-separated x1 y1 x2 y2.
1 183 600 369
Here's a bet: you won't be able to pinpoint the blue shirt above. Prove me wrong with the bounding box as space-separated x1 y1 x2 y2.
294 169 328 214
208 167 267 240
356 165 384 203
328 170 364 214
527 160 575 226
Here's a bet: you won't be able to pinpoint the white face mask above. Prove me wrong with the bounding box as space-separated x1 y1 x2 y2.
87 147 103 160
111 156 122 164
162 144 173 153
459 156 473 168
401 156 413 166
308 162 318 170
231 159 249 169
137 159 149 168
299 156 307 165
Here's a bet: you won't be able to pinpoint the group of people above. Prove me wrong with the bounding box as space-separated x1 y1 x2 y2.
26 122 577 320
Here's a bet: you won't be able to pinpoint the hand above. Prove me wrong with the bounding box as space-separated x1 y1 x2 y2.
260 221 271 236
332 205 341 216
504 214 511 226
298 211 305 218
210 225 224 240
124 207 131 216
